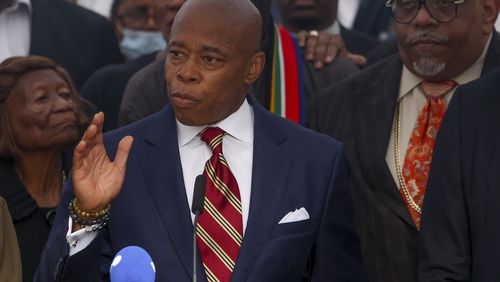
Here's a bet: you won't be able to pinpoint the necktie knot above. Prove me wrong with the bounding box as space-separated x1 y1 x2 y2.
420 80 457 99
201 127 225 154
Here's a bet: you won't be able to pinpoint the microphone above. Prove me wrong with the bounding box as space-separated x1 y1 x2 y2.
192 175 206 282
109 246 155 282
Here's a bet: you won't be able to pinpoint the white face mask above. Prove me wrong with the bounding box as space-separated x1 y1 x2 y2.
119 28 167 60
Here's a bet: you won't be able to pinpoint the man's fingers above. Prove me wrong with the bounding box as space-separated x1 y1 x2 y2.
114 136 134 176
73 140 88 171
346 53 367 66
95 112 105 145
305 35 319 61
297 31 308 47
324 36 345 64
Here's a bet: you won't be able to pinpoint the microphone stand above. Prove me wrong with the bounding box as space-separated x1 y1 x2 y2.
193 212 200 282
191 175 206 282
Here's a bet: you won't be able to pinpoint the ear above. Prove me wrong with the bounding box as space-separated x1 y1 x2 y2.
482 0 498 35
244 51 265 85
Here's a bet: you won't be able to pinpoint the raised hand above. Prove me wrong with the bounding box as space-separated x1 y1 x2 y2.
72 112 134 214
297 30 367 69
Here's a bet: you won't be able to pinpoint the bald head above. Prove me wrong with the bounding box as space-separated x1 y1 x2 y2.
171 0 263 56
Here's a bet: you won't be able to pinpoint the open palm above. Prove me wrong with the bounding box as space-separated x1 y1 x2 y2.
72 112 134 212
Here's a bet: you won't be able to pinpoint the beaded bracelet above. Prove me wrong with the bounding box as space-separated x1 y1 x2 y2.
68 198 110 231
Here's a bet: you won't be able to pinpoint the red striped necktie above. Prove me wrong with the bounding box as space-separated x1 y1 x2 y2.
197 127 243 282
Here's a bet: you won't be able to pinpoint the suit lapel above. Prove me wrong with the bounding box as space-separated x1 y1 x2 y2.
231 97 291 281
351 55 416 229
138 107 196 280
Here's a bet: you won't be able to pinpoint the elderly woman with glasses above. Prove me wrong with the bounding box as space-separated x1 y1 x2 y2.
0 55 92 281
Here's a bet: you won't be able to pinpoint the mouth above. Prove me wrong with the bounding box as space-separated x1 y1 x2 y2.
170 92 200 109
290 0 316 9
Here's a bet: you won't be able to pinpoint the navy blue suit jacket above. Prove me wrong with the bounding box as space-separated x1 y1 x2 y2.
35 96 367 282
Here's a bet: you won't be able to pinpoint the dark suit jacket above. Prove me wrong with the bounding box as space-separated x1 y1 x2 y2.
309 32 500 282
35 96 368 282
340 25 380 58
418 67 500 282
30 0 122 89
352 0 393 40
80 53 157 132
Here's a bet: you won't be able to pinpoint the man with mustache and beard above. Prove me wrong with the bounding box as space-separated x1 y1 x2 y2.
308 0 500 281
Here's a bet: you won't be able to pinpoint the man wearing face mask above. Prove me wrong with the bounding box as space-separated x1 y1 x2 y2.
112 0 167 61
80 0 173 131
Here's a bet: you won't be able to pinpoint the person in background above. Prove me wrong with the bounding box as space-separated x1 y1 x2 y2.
80 0 175 131
118 0 360 127
418 66 500 282
36 1 367 280
338 0 394 41
0 196 22 282
276 0 380 66
110 0 167 61
309 0 500 281
0 0 122 89
0 55 91 281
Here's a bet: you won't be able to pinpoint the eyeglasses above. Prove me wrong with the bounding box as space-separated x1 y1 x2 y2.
118 6 157 26
385 0 466 24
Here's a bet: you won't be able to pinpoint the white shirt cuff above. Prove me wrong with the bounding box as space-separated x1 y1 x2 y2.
66 217 99 256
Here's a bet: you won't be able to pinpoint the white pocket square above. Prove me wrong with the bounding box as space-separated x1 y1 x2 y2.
278 207 310 224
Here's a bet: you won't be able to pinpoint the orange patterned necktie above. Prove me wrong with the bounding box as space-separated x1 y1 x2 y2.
197 127 243 282
401 80 457 229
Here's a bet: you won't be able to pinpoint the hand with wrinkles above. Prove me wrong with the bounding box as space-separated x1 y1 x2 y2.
297 30 367 69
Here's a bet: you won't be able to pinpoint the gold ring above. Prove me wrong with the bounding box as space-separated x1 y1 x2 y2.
308 30 319 37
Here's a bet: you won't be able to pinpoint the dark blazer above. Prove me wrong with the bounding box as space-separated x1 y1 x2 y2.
340 25 380 58
80 53 157 132
36 96 368 282
418 67 500 282
309 32 500 282
30 0 122 89
352 0 393 40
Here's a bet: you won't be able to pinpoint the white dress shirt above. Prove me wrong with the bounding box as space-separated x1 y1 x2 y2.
67 99 255 255
76 0 113 18
385 35 491 188
0 0 31 63
337 0 360 29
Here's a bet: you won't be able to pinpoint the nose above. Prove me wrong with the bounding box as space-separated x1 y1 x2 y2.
144 11 159 30
175 58 200 84
52 94 73 112
413 3 438 26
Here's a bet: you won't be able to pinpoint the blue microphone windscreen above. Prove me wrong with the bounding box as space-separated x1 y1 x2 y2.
110 246 156 282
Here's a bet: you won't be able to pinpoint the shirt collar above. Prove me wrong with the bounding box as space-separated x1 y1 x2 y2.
398 33 492 101
176 98 254 148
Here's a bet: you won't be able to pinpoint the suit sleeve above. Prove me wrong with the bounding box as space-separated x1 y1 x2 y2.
35 176 113 282
417 88 471 282
311 145 369 281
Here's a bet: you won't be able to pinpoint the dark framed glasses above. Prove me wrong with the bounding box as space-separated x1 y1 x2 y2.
385 0 466 24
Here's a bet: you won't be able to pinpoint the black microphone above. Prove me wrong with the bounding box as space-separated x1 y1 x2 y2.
192 175 206 282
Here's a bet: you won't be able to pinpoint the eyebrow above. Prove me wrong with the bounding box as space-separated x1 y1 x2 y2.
169 41 228 57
